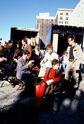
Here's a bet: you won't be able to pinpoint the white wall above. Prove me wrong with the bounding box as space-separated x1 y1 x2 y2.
69 0 84 27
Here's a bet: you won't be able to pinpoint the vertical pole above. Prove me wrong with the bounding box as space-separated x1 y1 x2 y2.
52 33 59 53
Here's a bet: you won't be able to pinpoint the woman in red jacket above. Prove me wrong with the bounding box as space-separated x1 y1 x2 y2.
44 59 62 84
35 59 62 107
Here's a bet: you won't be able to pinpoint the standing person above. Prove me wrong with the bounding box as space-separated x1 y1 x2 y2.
24 36 31 45
65 35 83 88
60 51 68 72
21 39 28 50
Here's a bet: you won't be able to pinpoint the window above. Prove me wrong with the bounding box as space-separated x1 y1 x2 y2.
61 21 63 24
59 21 62 24
46 25 49 29
65 17 68 20
42 19 44 22
60 13 63 15
65 21 68 24
37 24 39 29
60 16 63 20
46 19 48 23
59 21 63 24
51 19 53 22
46 26 49 32
66 13 69 15
40 25 43 30
41 33 43 36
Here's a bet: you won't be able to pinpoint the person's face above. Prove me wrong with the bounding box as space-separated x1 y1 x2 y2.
27 53 32 60
53 63 60 70
23 54 28 60
65 52 68 56
21 40 26 45
24 37 28 42
35 45 39 50
47 48 53 54
68 38 74 46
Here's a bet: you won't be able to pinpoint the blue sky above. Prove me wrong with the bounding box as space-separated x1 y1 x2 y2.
0 0 79 41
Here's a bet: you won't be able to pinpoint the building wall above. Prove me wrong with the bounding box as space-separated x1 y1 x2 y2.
36 0 84 45
69 0 84 27
36 10 73 44
36 13 55 44
55 9 73 25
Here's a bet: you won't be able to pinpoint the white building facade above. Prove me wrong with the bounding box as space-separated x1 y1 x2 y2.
55 8 73 26
69 0 84 27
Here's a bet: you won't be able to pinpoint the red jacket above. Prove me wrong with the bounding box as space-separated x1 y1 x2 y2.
44 68 62 83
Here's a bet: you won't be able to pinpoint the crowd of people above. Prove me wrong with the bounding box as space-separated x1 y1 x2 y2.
0 35 83 110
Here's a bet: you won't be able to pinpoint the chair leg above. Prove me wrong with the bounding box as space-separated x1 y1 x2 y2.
0 81 5 87
8 77 25 90
16 80 25 91
8 81 14 88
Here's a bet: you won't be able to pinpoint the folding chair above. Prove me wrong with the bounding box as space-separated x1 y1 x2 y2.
8 76 25 91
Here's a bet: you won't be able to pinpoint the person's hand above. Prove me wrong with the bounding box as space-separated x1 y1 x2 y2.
0 58 3 62
28 60 34 68
2 57 7 61
0 57 7 62
28 60 34 65
75 65 80 71
46 79 53 85
14 58 18 63
40 60 44 66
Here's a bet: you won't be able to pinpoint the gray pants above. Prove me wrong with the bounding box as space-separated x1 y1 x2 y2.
65 61 79 84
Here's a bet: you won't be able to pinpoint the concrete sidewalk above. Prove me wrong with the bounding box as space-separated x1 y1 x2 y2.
0 81 35 108
0 74 84 124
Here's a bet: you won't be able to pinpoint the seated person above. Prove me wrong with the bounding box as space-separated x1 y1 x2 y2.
13 49 22 62
16 49 35 80
16 49 40 95
5 41 14 64
12 48 22 74
39 43 59 77
24 44 40 76
0 45 12 79
35 59 62 107
44 59 62 94
32 44 42 60
41 43 59 68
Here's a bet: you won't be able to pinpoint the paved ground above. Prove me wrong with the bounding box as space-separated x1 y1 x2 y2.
0 74 84 124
